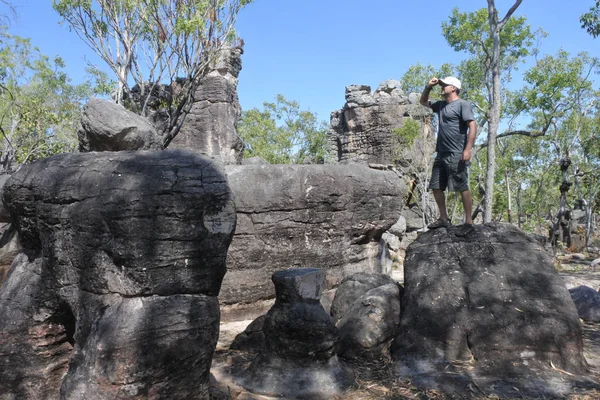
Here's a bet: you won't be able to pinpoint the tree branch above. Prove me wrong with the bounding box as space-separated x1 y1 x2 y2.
498 0 523 29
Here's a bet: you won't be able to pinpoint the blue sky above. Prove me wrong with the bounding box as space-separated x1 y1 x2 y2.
3 0 599 125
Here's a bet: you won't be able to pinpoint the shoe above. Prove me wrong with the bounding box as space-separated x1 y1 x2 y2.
427 218 451 229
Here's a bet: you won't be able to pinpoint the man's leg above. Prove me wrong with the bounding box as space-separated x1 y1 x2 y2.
461 189 473 225
432 189 449 221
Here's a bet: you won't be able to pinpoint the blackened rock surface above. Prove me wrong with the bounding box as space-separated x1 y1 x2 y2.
222 164 405 304
336 282 401 360
78 98 163 152
237 269 353 399
569 285 600 322
330 272 397 324
4 150 235 298
392 222 589 396
0 253 72 400
1 150 235 400
60 293 219 400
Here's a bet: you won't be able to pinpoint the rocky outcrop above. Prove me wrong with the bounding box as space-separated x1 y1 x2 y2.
0 223 20 282
328 80 434 170
0 150 235 399
78 98 163 151
392 223 588 396
169 46 244 164
221 163 406 304
330 272 397 324
569 285 600 322
236 269 353 399
335 282 401 360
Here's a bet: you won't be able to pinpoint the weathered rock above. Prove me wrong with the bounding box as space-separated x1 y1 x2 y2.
0 150 235 399
241 156 269 165
330 272 397 324
388 215 407 237
78 98 163 152
381 231 401 251
0 224 20 284
230 315 267 352
401 207 425 232
336 282 401 360
236 269 353 399
0 173 12 222
0 252 71 400
569 285 600 322
169 46 244 164
328 80 434 172
222 163 405 304
392 222 588 396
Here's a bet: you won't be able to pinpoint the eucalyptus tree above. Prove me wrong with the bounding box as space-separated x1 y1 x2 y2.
400 62 455 97
0 27 103 171
237 95 329 164
581 0 600 38
442 1 534 222
53 0 253 148
511 50 599 246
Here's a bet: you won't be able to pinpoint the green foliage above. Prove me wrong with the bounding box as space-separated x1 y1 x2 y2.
514 50 599 131
392 118 420 147
442 7 537 119
238 94 329 164
581 0 600 37
400 62 455 96
52 0 253 146
0 26 104 167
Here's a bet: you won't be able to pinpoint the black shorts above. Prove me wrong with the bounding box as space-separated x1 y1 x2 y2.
428 152 470 192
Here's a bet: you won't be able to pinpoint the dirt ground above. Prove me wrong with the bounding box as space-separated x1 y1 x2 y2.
210 259 600 400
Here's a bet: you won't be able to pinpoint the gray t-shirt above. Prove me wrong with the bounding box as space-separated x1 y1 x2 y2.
431 99 475 153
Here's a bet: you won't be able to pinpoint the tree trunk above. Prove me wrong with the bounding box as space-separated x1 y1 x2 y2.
484 0 522 223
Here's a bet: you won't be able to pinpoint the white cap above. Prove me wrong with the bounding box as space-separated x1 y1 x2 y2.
439 76 462 89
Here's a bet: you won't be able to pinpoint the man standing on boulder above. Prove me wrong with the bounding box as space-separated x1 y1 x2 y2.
420 77 477 229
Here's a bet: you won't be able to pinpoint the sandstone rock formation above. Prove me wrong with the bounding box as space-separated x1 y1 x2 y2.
330 272 397 324
335 282 401 360
221 163 406 304
168 46 244 164
392 222 588 396
328 80 434 170
0 150 235 400
78 98 163 152
569 285 600 322
236 269 353 399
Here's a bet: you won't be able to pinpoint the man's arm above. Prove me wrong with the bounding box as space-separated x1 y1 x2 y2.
420 77 439 109
462 120 477 161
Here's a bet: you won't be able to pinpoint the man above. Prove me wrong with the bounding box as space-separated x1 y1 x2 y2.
420 76 477 229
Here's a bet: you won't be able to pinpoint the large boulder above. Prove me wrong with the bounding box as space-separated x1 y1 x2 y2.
78 98 163 151
392 223 588 396
336 282 401 360
0 150 235 400
330 272 397 324
222 163 406 304
569 285 600 322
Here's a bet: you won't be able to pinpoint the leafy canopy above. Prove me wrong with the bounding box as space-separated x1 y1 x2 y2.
581 0 600 38
238 94 329 164
53 0 253 147
0 26 106 168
